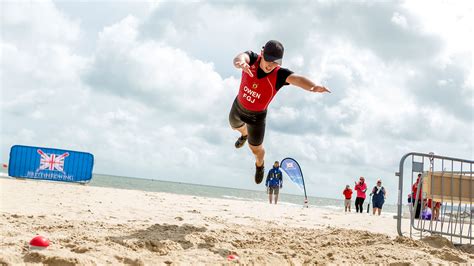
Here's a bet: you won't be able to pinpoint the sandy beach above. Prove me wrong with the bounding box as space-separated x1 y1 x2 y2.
0 178 472 265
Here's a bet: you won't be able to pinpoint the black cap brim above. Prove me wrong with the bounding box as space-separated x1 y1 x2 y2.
263 54 282 65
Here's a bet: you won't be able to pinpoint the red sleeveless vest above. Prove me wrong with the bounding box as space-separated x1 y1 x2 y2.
237 55 280 112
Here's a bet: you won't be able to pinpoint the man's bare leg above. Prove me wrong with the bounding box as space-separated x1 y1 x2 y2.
249 144 265 167
274 194 279 204
233 124 264 165
233 124 249 148
249 143 265 183
233 124 248 137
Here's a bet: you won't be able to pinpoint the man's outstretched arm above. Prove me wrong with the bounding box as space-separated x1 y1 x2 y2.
233 52 253 77
286 74 330 93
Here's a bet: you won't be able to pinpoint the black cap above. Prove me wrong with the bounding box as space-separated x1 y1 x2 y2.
263 40 284 65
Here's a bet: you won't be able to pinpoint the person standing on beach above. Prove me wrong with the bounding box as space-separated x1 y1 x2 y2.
354 177 367 213
265 161 283 204
370 179 386 215
229 40 330 184
427 198 441 220
343 185 353 212
412 174 423 219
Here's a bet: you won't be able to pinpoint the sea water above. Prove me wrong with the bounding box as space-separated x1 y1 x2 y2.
0 168 398 214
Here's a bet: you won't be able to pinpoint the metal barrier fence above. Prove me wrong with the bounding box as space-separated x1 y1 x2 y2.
396 152 473 244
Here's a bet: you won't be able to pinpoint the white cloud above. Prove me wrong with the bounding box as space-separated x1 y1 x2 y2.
84 15 236 125
140 2 269 77
1 0 472 201
402 0 473 55
391 12 408 29
1 1 80 46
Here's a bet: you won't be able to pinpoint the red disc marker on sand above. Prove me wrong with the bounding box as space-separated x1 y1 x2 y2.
29 236 50 249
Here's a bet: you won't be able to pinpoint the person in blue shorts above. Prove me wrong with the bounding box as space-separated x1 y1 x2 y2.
370 178 387 215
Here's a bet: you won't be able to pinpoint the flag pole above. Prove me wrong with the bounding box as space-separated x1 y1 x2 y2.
298 161 309 208
281 157 308 207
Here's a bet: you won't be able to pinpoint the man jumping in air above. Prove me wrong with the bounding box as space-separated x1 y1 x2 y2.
229 40 330 184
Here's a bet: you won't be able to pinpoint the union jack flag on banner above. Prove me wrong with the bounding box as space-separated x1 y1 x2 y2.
9 145 94 183
37 149 69 171
280 157 308 204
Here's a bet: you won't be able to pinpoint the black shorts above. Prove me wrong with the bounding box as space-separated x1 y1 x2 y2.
228 98 267 146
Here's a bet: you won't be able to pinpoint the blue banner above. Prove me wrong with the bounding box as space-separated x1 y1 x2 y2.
280 157 307 199
8 145 94 183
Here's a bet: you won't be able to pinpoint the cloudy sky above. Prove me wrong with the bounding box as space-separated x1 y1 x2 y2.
1 0 472 202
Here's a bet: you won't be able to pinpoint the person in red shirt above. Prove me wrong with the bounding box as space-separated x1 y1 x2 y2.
343 185 353 212
230 40 330 184
426 198 441 220
354 176 368 213
412 173 424 219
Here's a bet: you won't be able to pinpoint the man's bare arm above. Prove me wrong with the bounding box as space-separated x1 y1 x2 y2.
233 52 253 77
286 74 330 93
